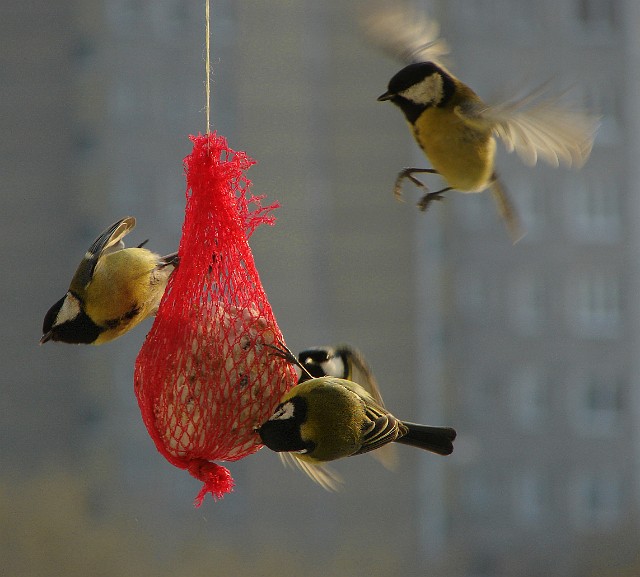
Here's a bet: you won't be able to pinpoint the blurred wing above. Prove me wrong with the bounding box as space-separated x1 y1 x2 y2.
342 346 398 469
336 378 383 410
342 346 383 405
72 216 136 289
360 2 450 65
490 177 525 244
278 453 343 492
473 86 600 168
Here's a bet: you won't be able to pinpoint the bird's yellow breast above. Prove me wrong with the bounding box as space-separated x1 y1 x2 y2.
297 382 367 462
412 107 496 192
84 248 162 338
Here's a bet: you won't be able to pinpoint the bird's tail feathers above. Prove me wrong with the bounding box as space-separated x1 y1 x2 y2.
396 423 456 456
490 176 525 244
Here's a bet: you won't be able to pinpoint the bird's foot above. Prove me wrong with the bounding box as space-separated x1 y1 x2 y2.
394 169 431 203
266 341 313 380
418 192 444 212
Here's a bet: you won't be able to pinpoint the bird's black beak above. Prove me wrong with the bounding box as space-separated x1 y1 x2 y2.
377 91 393 102
39 331 53 345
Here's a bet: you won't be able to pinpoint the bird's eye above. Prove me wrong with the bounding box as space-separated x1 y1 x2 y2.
269 401 295 421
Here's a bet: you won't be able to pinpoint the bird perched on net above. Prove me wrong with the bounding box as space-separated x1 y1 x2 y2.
258 374 456 491
363 2 600 242
296 344 398 470
41 216 178 345
297 345 379 388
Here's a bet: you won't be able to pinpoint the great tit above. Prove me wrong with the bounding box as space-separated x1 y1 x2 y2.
257 376 456 490
297 344 379 388
365 4 599 241
40 216 178 345
296 344 397 471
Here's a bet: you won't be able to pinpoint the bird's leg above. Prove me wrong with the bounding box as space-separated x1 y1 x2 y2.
393 167 440 203
158 252 180 268
265 341 314 381
417 186 453 212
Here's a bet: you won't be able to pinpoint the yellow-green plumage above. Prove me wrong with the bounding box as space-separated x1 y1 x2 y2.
258 377 456 489
370 6 599 242
78 248 168 344
283 379 371 463
41 216 177 345
412 95 496 192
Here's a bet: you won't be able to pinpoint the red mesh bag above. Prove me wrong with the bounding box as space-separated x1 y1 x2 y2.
134 133 297 506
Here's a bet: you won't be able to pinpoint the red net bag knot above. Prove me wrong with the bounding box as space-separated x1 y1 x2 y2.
134 132 297 506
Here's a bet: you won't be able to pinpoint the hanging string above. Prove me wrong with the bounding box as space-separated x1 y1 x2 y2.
205 0 211 135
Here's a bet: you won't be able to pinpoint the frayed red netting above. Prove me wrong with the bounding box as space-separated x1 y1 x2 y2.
134 133 297 506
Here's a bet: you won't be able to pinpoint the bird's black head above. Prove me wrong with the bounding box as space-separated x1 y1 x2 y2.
258 396 315 454
378 62 454 123
40 293 102 344
297 347 336 382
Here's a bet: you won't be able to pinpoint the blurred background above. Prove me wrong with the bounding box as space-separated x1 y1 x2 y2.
3 1 639 576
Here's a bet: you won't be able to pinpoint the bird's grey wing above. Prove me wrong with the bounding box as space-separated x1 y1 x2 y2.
360 2 450 65
73 216 136 288
278 452 343 492
88 216 135 257
476 85 600 168
341 346 384 406
342 347 399 469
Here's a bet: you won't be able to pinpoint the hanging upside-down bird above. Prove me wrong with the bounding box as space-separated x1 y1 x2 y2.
297 345 380 388
296 344 398 472
41 216 178 345
364 3 600 241
258 375 456 490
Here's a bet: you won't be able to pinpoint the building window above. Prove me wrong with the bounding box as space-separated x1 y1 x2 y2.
455 268 489 320
72 128 99 160
569 369 624 436
455 191 493 233
571 471 622 528
574 0 618 33
569 271 621 338
514 176 545 240
463 370 504 421
565 171 621 243
509 270 545 335
150 0 190 39
71 37 96 72
512 469 547 526
577 81 620 146
462 468 498 517
106 0 144 33
510 366 548 428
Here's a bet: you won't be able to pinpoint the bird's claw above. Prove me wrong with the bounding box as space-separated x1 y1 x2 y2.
417 192 445 211
393 185 405 203
394 169 429 203
266 341 314 381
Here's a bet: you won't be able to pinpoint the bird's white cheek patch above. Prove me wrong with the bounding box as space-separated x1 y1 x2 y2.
55 293 81 326
321 357 345 379
401 73 444 106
